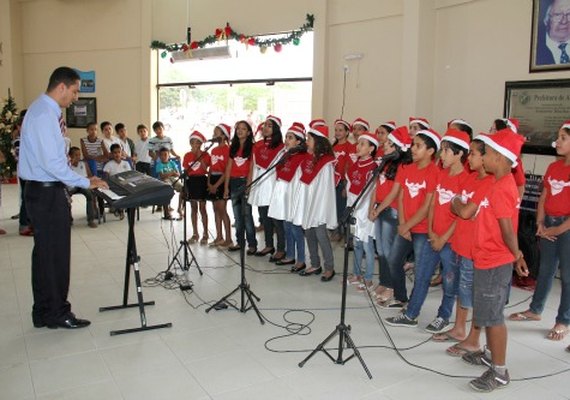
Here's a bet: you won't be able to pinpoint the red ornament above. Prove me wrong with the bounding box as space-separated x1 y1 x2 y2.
215 28 223 38
190 41 199 50
169 57 174 63
247 37 256 46
239 34 246 43
182 43 189 52
274 43 283 52
224 25 232 37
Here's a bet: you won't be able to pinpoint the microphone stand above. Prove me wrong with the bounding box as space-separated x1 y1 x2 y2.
165 141 216 278
299 155 394 379
206 148 292 323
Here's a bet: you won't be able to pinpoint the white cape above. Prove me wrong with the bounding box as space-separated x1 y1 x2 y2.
248 149 286 207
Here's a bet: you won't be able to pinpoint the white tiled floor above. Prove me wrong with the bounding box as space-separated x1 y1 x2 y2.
0 183 569 400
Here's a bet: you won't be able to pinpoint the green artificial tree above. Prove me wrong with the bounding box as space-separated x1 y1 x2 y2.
0 89 19 179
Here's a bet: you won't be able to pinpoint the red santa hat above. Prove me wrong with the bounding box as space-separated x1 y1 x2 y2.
380 121 397 131
503 118 519 133
387 126 412 151
216 123 231 140
266 115 282 128
308 125 329 138
561 120 570 130
189 130 206 143
441 128 471 150
475 129 525 167
358 131 379 148
334 119 352 131
309 119 327 128
352 117 370 131
287 122 306 140
417 129 442 151
409 116 431 129
447 118 473 131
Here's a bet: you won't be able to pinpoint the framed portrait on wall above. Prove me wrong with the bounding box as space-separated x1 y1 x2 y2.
65 97 97 129
530 0 570 72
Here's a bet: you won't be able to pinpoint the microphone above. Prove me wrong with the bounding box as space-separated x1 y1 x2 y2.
286 145 304 154
276 146 304 166
374 151 399 174
205 138 220 143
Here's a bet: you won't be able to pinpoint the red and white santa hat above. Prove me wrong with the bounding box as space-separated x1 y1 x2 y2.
561 119 570 130
358 131 379 148
287 122 306 140
387 126 412 151
334 119 352 131
352 117 370 131
475 129 525 167
309 118 327 128
308 125 329 138
447 118 473 131
409 116 431 129
417 129 442 151
380 121 397 131
266 115 282 128
441 128 470 150
216 123 231 140
503 118 519 133
189 130 206 143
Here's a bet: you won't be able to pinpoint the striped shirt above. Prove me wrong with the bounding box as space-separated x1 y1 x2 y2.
81 136 104 170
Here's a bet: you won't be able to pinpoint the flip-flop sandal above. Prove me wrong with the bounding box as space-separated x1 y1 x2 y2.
546 326 569 341
508 311 541 322
446 343 473 357
566 345 570 353
432 332 462 342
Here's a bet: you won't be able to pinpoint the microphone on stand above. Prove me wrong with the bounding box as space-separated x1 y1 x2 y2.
205 138 220 143
276 145 304 165
373 151 400 174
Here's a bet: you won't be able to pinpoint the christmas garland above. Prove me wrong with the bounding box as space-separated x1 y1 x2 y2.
151 14 314 59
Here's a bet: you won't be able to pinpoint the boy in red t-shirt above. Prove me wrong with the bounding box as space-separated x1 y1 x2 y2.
462 129 526 393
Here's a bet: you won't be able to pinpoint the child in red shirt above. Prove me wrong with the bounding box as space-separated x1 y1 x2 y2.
508 120 570 346
183 131 211 244
223 121 258 254
207 124 232 247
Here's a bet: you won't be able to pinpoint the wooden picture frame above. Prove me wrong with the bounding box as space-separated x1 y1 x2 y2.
530 0 570 72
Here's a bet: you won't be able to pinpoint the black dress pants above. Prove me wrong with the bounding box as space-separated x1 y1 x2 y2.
25 182 72 324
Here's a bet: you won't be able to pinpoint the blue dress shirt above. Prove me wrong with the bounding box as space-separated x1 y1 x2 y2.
18 94 89 188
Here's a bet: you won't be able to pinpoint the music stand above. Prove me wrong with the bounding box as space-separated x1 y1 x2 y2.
298 156 391 379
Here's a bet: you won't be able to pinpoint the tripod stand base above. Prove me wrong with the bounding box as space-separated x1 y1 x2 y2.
298 323 372 379
205 283 265 325
167 240 203 275
110 322 173 336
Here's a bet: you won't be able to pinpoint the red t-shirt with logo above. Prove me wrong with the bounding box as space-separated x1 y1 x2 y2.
253 140 285 169
209 144 229 175
347 157 377 195
230 147 252 178
473 173 520 269
333 141 357 180
375 168 399 210
431 168 469 236
183 151 210 176
395 162 438 233
543 160 570 216
451 172 494 259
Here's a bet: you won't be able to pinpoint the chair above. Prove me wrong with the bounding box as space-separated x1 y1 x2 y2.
152 158 183 215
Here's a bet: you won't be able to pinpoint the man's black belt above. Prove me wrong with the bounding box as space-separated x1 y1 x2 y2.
27 180 65 188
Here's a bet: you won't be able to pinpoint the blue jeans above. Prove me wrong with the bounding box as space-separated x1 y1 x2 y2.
353 237 376 281
374 207 398 287
230 178 257 248
530 215 570 325
388 233 428 303
457 254 474 309
284 221 305 263
405 242 458 320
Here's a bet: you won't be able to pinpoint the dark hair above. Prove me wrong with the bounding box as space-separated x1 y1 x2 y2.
383 148 413 180
562 126 570 135
494 119 508 131
86 121 97 130
137 124 148 132
115 123 125 132
47 67 80 92
110 143 121 152
158 147 169 153
380 124 395 134
16 109 27 128
68 146 80 156
415 133 438 155
100 121 112 131
309 132 334 164
152 121 164 131
360 140 378 159
471 138 486 155
230 120 254 159
265 119 284 149
452 123 473 139
442 141 468 164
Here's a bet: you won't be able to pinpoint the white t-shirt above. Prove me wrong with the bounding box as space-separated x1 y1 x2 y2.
118 138 132 158
102 136 121 153
103 159 132 176
134 138 152 163
70 160 89 178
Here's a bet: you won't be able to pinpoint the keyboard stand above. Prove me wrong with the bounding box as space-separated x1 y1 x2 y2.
99 208 172 335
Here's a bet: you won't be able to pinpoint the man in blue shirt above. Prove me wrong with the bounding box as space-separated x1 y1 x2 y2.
19 66 108 330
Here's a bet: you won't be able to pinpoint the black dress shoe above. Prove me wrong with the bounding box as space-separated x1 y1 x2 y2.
299 266 322 276
47 316 91 329
33 318 46 328
269 252 286 263
228 245 241 252
321 270 336 282
290 263 306 273
255 247 275 257
246 247 258 255
276 258 295 266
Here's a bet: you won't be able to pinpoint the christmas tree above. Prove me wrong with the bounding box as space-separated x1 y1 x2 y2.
0 89 19 179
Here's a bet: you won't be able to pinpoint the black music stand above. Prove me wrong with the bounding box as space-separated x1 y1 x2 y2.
100 207 173 335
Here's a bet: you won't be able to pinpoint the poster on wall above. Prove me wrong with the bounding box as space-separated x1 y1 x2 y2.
66 97 97 128
530 0 570 72
74 69 96 93
504 79 570 155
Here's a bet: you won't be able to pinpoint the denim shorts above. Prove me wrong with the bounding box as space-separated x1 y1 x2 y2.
473 263 512 327
458 255 474 309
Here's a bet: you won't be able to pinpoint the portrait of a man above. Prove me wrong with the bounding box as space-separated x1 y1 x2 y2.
531 0 570 71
